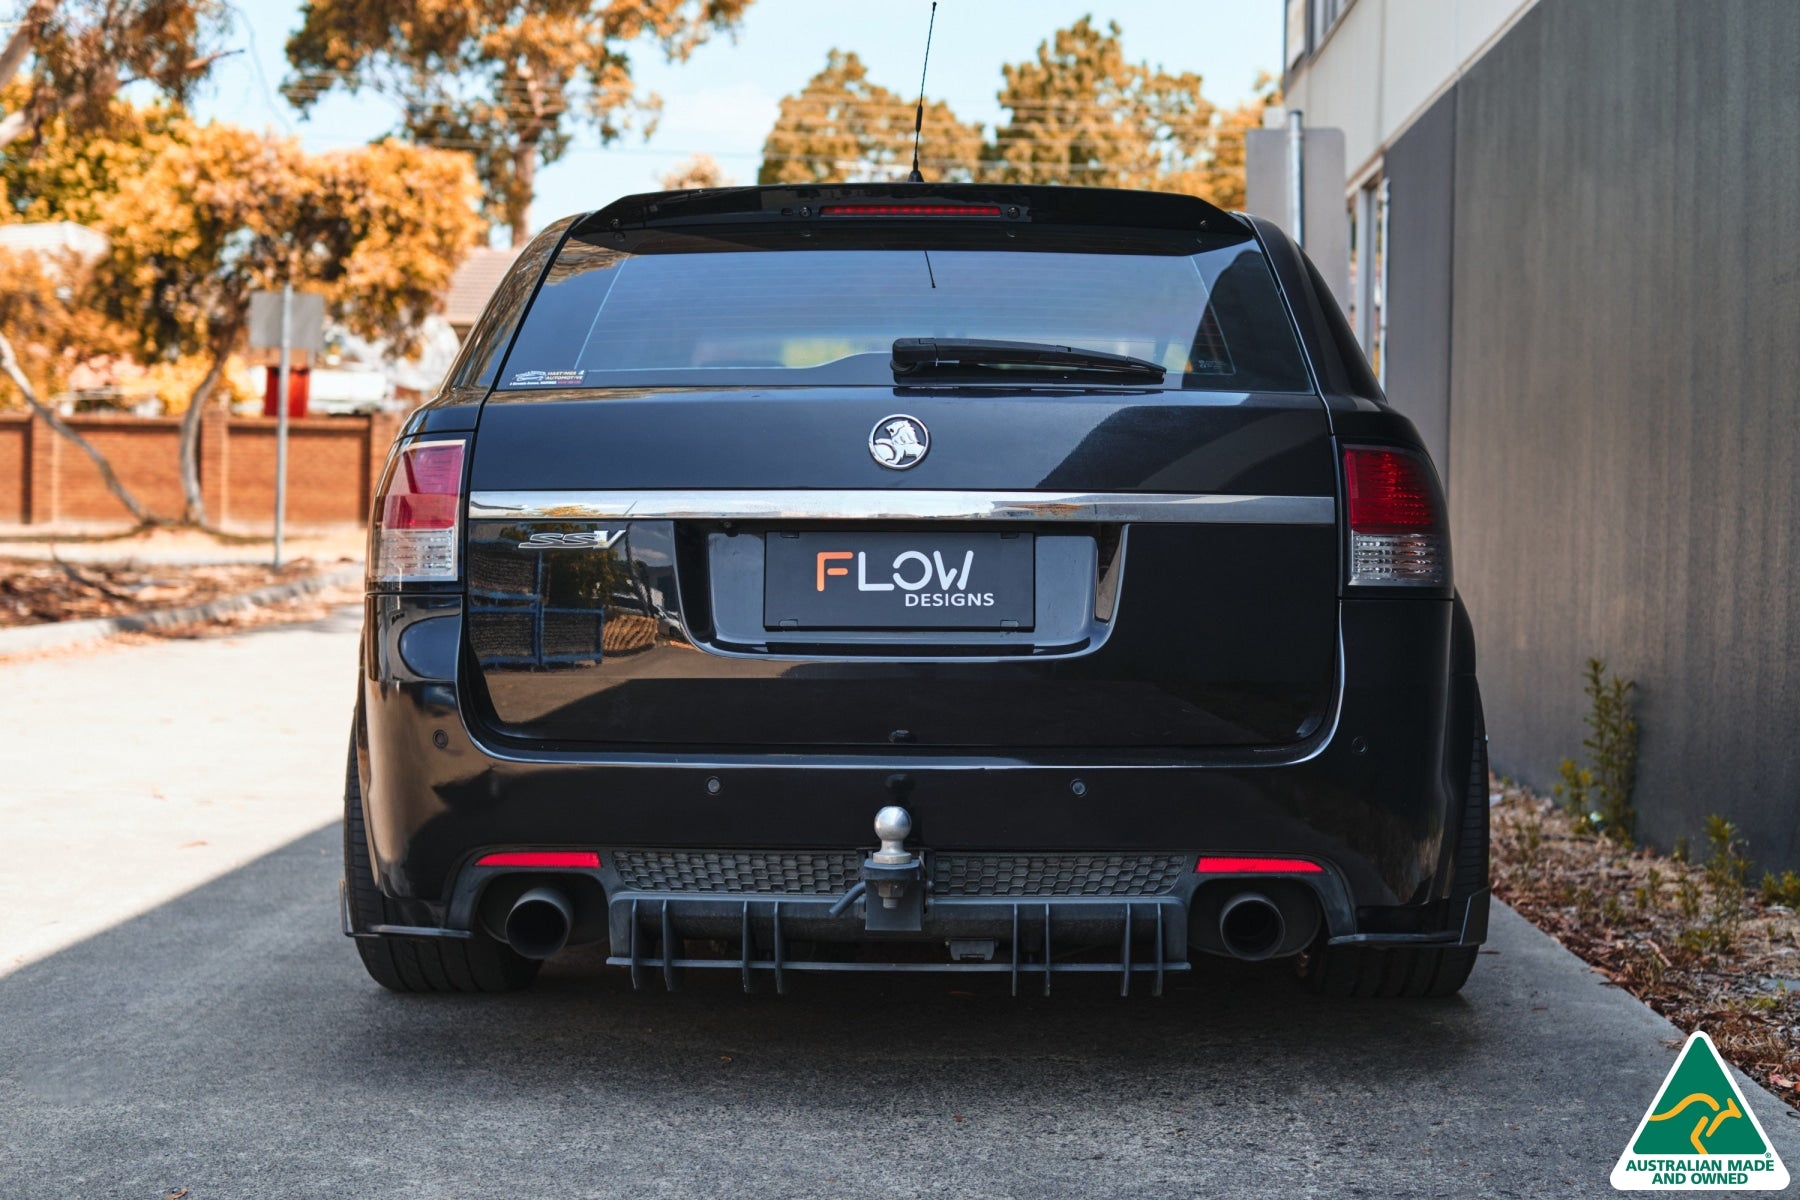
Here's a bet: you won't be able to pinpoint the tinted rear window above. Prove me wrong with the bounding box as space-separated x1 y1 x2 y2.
498 231 1310 393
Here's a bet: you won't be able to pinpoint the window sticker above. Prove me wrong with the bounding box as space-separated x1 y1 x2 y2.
508 369 586 388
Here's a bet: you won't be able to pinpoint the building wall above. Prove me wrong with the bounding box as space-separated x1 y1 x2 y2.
0 418 25 523
1448 0 1800 866
1380 88 1456 474
53 417 190 520
226 421 378 526
1284 0 1538 178
0 410 400 530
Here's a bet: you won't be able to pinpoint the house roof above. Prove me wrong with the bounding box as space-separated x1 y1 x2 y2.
442 247 520 326
0 221 110 263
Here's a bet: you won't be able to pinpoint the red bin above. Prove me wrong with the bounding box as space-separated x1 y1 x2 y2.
262 365 311 417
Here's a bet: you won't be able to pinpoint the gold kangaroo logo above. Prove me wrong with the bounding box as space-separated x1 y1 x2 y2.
1647 1091 1745 1154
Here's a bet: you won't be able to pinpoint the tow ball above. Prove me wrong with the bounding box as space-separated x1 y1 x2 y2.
859 805 924 932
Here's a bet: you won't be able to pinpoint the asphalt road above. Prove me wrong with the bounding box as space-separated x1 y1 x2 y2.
3 610 1796 1198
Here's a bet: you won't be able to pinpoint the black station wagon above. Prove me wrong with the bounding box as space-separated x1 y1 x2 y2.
345 183 1489 1000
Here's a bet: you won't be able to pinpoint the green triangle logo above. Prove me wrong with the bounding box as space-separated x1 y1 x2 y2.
1611 1031 1789 1190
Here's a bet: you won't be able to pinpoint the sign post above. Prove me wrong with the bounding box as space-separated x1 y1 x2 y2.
275 285 292 567
248 290 325 567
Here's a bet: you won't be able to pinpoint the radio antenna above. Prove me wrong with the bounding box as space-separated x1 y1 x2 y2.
906 1 938 182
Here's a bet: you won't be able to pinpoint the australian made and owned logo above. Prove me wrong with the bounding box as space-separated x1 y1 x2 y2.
1612 1031 1789 1190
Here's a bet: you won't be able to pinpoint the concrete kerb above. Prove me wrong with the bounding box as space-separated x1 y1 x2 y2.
0 564 363 656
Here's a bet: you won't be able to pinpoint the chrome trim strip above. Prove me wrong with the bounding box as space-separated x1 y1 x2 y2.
467 490 1334 525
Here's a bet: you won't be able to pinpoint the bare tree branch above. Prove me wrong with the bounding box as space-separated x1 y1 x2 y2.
181 47 238 74
0 324 154 525
0 0 58 92
176 340 230 525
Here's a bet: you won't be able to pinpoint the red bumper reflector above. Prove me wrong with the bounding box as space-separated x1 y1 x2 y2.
819 203 1002 217
476 851 601 869
1196 856 1323 874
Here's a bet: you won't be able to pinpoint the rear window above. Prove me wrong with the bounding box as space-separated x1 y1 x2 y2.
497 231 1311 393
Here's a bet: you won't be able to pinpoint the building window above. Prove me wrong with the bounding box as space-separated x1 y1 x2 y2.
1286 0 1308 68
1311 0 1354 50
1347 174 1388 384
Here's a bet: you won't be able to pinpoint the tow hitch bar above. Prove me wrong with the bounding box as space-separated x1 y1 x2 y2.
858 805 924 932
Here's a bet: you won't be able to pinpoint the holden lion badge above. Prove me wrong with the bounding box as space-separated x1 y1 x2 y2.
869 415 930 470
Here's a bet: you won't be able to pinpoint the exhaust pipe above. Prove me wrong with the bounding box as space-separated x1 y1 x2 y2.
505 887 574 959
1218 891 1287 961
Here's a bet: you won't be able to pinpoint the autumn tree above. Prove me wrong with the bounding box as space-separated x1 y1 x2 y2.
0 0 226 149
2 100 484 525
88 122 482 522
989 17 1221 196
1169 72 1280 211
658 151 731 190
285 0 754 247
758 21 1264 206
0 246 151 520
758 49 983 185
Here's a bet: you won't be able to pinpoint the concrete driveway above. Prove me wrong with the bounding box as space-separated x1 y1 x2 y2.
2 610 1795 1198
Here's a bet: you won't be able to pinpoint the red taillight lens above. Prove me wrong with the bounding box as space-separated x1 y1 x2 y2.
1196 856 1325 874
1342 446 1448 587
1344 447 1441 534
819 203 1003 217
371 439 465 584
476 851 601 869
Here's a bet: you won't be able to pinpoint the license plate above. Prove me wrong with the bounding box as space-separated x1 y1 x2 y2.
764 532 1035 630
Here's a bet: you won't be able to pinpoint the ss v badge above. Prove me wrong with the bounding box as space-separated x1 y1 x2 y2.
518 530 626 550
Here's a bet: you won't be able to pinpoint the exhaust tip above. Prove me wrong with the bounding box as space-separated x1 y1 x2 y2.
505 886 574 959
1218 891 1286 961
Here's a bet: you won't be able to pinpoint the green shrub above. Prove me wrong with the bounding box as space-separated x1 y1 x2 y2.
1553 758 1598 834
1760 870 1800 909
1583 658 1638 840
1675 815 1752 957
1553 658 1637 842
1677 876 1702 921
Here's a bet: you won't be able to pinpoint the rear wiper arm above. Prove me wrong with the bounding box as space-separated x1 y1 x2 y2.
891 338 1166 380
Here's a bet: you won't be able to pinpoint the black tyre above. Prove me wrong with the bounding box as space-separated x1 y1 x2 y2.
1302 689 1488 999
343 733 539 993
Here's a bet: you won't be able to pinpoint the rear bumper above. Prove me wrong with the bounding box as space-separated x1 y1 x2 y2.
343 853 1488 993
355 591 1485 953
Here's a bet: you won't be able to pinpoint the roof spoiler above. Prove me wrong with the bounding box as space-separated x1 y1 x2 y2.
572 183 1241 238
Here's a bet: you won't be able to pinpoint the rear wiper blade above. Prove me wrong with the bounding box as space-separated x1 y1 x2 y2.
891 338 1166 380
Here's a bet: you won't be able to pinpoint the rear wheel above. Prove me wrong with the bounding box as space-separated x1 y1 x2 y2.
343 733 539 993
1302 688 1488 999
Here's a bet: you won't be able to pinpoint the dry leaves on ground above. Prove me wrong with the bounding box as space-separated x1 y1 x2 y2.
1492 780 1800 1110
0 555 336 627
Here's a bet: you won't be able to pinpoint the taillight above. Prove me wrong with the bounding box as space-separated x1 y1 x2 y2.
370 438 466 585
476 851 601 868
1196 856 1324 874
818 203 1003 216
1342 446 1448 587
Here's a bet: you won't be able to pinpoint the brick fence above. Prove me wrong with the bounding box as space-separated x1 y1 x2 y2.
0 406 403 528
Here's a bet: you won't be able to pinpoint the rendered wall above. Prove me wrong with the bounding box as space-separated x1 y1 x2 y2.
1447 0 1800 867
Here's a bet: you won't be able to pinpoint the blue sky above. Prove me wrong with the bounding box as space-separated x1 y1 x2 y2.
196 1 1282 239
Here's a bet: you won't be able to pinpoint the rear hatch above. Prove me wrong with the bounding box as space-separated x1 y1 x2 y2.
460 187 1338 751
